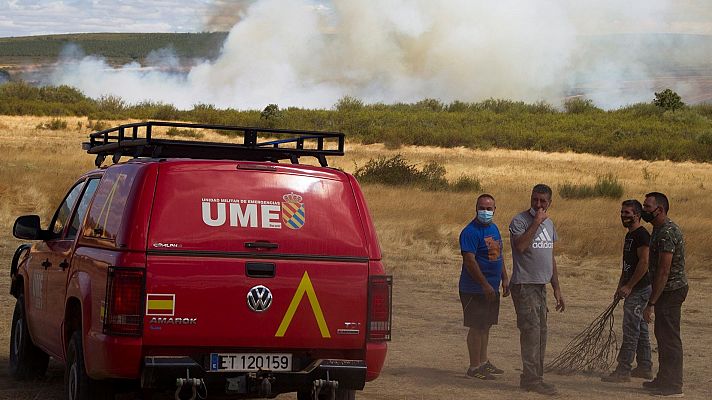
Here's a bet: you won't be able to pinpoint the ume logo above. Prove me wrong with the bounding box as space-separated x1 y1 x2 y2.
202 202 282 229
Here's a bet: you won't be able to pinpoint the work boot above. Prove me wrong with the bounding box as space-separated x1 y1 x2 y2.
650 388 684 397
631 367 654 380
643 379 661 390
523 382 558 396
601 370 631 383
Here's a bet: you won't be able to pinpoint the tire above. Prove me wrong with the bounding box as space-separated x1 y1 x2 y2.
297 388 356 400
9 295 49 380
65 331 114 400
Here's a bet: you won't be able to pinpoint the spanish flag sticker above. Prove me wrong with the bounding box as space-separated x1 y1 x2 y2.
146 294 175 316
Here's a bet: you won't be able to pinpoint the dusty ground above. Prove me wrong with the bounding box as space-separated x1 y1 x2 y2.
0 116 710 399
0 256 710 399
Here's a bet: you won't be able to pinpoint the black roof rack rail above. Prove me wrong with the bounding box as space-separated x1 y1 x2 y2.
82 121 345 168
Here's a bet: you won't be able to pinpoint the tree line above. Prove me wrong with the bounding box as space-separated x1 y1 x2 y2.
2 81 711 163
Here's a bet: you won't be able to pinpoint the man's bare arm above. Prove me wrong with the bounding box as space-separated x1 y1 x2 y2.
551 256 565 312
620 246 649 298
649 251 672 305
462 252 496 301
512 210 547 253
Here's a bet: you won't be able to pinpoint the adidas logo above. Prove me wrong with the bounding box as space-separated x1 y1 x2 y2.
532 227 554 249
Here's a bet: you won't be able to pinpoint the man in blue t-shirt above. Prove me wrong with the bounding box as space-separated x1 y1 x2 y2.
459 193 510 380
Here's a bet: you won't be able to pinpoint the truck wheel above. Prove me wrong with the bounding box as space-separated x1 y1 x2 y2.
9 295 49 379
66 331 114 400
297 389 356 400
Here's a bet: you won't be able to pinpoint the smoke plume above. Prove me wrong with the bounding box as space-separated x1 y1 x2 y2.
48 0 710 109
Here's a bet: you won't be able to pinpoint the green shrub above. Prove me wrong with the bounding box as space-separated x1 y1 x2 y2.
354 154 422 186
564 97 602 114
334 96 364 112
559 174 624 199
96 95 126 115
354 154 480 192
87 120 109 131
450 176 483 192
594 173 624 198
414 98 444 112
35 118 68 130
166 127 204 139
260 104 283 127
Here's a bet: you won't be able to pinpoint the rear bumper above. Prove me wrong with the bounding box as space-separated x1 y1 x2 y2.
141 356 367 395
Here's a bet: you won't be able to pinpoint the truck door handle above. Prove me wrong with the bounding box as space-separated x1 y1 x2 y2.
245 241 278 249
59 259 69 270
41 258 52 269
246 262 276 278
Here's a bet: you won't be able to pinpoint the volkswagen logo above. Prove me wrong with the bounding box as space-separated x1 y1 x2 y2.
247 285 273 312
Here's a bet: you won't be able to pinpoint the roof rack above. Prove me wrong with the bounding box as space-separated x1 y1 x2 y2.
82 121 345 168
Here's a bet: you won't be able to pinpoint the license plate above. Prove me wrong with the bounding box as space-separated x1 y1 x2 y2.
209 353 292 372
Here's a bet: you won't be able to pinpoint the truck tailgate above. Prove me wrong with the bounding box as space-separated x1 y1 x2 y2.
142 255 368 349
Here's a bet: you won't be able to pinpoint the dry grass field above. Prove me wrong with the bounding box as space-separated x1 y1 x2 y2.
0 116 710 399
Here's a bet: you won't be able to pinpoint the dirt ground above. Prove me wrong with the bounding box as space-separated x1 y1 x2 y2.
0 117 710 399
0 256 710 400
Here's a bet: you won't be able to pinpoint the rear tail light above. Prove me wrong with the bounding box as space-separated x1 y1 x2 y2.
104 267 145 336
367 275 392 341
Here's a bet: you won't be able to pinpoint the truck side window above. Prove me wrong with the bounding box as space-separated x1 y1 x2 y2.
49 182 85 238
66 178 100 240
83 172 134 242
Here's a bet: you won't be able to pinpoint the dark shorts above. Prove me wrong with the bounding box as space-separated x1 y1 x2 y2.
459 291 500 329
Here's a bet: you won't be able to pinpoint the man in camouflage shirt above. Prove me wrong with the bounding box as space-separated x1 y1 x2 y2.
641 192 688 397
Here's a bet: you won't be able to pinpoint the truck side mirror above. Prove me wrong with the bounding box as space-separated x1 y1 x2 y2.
13 215 45 240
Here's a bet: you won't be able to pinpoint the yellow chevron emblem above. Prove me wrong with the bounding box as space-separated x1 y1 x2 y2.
275 271 331 338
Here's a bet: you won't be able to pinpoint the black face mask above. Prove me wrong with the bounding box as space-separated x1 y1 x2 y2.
621 216 636 227
641 209 657 223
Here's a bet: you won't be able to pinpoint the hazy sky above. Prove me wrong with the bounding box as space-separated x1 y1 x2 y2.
1 0 711 38
0 0 327 37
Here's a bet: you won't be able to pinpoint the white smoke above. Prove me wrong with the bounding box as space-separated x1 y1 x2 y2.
48 0 697 110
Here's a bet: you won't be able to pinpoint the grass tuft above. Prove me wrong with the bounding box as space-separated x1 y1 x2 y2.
559 174 624 199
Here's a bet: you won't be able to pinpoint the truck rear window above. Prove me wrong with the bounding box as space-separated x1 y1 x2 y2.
147 163 369 258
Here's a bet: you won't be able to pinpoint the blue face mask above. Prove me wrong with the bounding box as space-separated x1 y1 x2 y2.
477 210 494 224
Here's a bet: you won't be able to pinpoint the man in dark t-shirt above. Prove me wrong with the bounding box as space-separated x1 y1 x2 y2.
602 200 653 382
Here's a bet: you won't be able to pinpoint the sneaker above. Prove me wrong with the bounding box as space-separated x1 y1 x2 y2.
650 388 684 397
466 365 496 380
631 367 654 380
524 382 558 396
483 360 504 375
643 379 661 390
601 370 631 383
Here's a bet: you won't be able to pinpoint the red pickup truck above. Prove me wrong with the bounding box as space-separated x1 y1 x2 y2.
9 122 391 400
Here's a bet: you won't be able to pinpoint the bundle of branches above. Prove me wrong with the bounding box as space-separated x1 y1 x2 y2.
546 298 621 375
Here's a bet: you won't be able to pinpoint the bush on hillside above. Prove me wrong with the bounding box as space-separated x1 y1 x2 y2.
35 118 68 130
354 154 482 192
166 127 203 139
559 174 624 199
564 97 603 114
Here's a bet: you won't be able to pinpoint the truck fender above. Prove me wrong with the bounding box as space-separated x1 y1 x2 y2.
63 271 93 357
10 244 31 298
